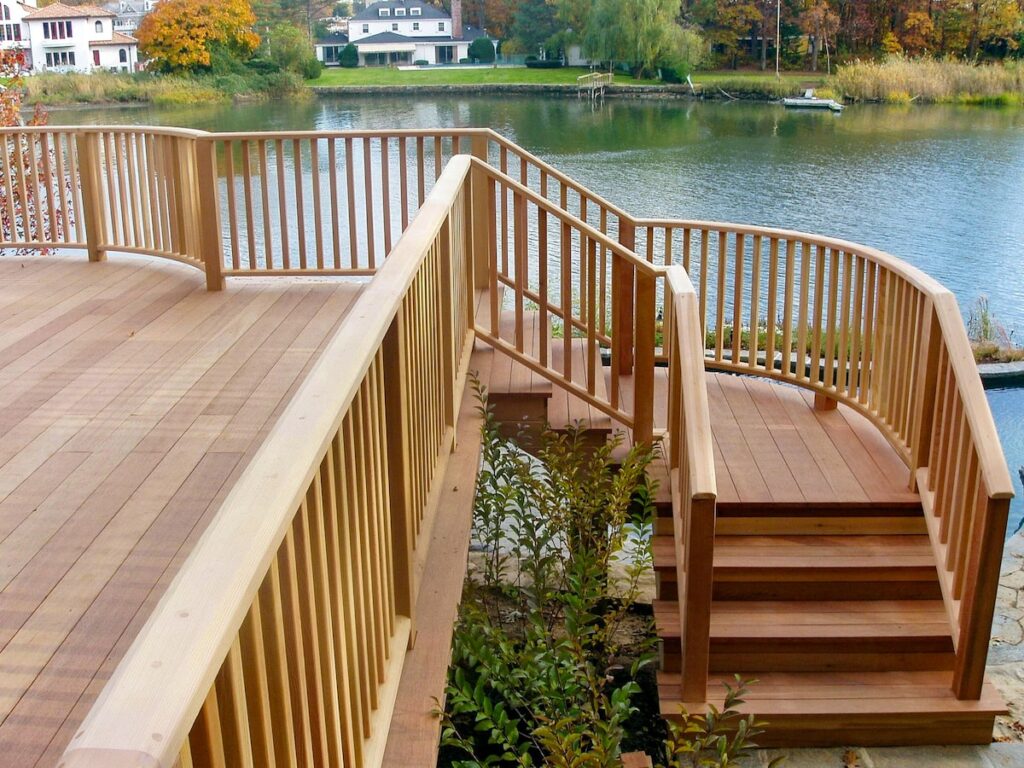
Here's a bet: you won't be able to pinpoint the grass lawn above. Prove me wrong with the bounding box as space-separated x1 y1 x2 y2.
308 66 659 87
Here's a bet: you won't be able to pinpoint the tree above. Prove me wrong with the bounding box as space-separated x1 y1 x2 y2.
269 22 316 72
510 0 561 56
798 0 839 71
468 36 496 62
339 42 359 67
137 0 261 72
900 10 937 55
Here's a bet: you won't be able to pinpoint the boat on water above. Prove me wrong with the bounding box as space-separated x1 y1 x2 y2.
783 89 845 112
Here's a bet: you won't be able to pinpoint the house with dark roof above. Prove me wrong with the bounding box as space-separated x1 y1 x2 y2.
320 0 487 67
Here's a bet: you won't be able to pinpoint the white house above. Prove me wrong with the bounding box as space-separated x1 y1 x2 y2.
102 0 157 34
0 0 36 59
328 0 485 67
24 2 138 73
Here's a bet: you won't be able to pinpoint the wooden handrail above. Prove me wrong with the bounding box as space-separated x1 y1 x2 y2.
60 157 475 768
665 266 717 701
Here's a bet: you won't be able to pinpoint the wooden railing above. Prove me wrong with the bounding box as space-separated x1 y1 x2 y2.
469 156 660 439
1 124 1008 748
60 156 476 768
635 218 1015 700
664 266 717 702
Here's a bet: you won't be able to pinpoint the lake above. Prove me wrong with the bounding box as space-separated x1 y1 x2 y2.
48 94 1024 531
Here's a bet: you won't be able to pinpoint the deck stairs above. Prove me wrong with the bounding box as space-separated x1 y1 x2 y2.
483 304 1004 748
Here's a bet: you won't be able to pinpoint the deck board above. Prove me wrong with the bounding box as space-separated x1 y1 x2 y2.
0 254 361 767
615 369 918 508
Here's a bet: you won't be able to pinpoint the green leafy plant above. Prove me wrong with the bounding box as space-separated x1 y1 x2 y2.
439 377 657 767
664 677 783 768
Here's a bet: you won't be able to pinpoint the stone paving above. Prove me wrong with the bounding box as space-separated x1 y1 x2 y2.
750 534 1024 767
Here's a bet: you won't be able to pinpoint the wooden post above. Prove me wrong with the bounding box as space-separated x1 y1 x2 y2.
439 215 457 435
469 134 490 290
908 298 942 489
615 220 637 375
813 392 838 411
680 494 716 703
194 137 225 291
633 269 656 444
952 495 1010 699
382 306 417 645
75 131 107 263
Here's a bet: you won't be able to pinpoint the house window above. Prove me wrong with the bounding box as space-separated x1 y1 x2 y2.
391 22 397 31
438 22 445 31
43 20 73 39
1 5 9 21
92 49 100 66
119 48 127 63
45 50 75 67
362 23 368 32
412 22 419 30
395 7 404 15
379 7 389 15
410 6 420 14
95 21 103 33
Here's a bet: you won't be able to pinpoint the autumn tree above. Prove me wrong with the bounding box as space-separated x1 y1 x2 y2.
137 0 261 73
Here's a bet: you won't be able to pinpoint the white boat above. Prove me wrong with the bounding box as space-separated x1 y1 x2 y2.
783 89 844 112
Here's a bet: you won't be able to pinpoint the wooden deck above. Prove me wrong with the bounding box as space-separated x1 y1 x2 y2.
0 254 362 767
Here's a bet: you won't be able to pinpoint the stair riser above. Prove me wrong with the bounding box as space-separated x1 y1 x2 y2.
715 517 928 536
708 651 956 673
712 580 943 601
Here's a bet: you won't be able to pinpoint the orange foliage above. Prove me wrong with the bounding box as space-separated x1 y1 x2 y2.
136 0 261 72
0 49 44 128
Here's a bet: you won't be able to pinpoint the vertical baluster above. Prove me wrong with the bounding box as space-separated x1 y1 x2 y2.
189 687 227 768
499 145 508 276
310 138 324 270
513 189 525 352
732 233 744 365
294 139 308 270
715 231 726 362
824 248 840 389
238 605 277 766
765 237 779 374
258 559 300 767
328 137 341 270
795 242 811 382
860 261 878 405
38 132 57 243
538 204 549 369
809 245 826 387
748 234 761 370
848 256 866 399
561 213 572 384
381 137 392 256
345 137 358 269
416 135 425 207
361 137 374 269
780 240 795 377
399 136 410 231
256 140 272 270
587 236 598 396
215 640 255 768
699 229 709 338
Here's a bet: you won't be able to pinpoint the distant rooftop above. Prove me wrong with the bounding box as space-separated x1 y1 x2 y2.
25 2 116 19
351 0 447 22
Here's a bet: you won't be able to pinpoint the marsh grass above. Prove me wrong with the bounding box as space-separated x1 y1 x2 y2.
24 70 307 107
835 57 1024 105
968 296 1024 364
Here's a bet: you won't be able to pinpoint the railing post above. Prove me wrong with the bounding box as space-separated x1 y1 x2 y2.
615 219 637 375
382 305 417 646
75 131 107 263
633 268 656 444
909 297 942 489
469 135 490 290
680 495 715 702
194 137 224 291
953 494 1010 699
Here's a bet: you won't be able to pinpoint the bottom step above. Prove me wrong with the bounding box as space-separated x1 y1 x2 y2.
657 671 1006 747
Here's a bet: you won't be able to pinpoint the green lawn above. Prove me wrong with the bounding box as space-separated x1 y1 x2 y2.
308 66 659 87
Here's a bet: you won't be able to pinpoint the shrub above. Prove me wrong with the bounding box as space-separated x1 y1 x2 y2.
339 43 359 68
269 22 315 74
525 58 563 68
245 57 281 74
301 56 323 79
439 380 658 766
414 59 429 66
458 57 470 63
469 36 495 63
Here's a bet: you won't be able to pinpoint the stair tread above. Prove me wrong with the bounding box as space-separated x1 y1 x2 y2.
548 337 612 431
653 534 937 571
657 671 1006 714
487 310 554 397
653 599 952 641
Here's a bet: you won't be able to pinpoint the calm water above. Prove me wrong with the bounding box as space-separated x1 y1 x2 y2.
49 95 1024 530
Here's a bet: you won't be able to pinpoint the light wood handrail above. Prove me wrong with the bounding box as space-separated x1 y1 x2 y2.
60 157 474 768
665 266 717 701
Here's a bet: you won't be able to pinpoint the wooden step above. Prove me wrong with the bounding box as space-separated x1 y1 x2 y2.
657 671 1006 747
713 500 927 536
547 336 612 436
654 534 941 601
654 599 954 673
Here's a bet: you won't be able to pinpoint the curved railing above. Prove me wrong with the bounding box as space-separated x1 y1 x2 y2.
635 217 1014 699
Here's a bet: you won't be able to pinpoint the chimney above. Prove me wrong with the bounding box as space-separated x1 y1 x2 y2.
451 0 462 38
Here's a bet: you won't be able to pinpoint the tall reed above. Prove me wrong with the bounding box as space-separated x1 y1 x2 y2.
835 56 1024 104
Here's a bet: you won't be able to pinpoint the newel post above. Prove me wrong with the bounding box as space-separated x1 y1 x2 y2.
194 137 224 291
469 134 490 290
615 219 637 375
382 305 417 647
908 297 942 490
633 268 656 444
75 131 107 263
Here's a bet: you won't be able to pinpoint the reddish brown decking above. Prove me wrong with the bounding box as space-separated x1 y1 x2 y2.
0 254 361 767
